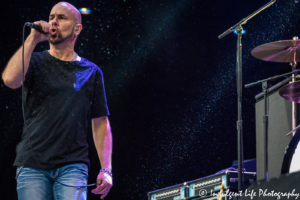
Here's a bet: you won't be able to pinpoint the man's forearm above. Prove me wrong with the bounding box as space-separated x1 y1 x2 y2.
92 117 112 171
2 35 37 89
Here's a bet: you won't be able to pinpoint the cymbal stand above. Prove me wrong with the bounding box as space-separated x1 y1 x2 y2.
291 36 298 135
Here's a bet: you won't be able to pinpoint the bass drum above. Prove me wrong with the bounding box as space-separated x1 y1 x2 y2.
281 129 300 174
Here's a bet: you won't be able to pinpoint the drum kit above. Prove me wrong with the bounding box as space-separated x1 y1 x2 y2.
217 0 298 187
250 37 300 175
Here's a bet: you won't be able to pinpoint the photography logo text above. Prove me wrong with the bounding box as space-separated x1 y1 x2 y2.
198 188 300 199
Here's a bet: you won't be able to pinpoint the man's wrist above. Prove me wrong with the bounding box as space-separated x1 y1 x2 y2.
26 34 39 47
100 168 113 177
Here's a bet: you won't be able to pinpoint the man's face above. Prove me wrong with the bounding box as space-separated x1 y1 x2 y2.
48 3 78 45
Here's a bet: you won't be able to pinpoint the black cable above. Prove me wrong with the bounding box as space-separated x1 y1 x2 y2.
21 23 98 188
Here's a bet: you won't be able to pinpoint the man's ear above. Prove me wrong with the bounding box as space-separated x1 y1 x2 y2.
75 24 83 35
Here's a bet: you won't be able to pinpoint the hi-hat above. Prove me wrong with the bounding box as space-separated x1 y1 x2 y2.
279 81 300 103
251 40 300 63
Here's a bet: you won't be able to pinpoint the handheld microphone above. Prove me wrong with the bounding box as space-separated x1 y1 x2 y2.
25 22 45 33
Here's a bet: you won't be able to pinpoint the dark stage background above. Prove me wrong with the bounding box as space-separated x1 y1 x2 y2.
0 0 299 199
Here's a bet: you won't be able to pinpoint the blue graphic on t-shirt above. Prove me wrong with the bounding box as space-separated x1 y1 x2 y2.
73 68 95 91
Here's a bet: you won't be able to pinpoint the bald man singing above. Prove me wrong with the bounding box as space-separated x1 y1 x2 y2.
2 2 112 200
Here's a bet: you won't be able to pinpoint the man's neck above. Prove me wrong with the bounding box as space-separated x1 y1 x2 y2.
49 44 76 61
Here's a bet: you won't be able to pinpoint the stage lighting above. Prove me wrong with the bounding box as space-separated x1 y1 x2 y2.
233 30 246 35
79 8 91 15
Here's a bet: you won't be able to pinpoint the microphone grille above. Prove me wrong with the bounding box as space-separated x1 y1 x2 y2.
25 22 33 27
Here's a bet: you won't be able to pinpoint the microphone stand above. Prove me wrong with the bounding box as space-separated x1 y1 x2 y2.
218 0 277 193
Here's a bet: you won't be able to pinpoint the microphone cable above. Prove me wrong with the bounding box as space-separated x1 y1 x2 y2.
21 22 98 189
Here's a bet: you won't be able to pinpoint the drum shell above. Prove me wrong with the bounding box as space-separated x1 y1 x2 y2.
281 129 300 174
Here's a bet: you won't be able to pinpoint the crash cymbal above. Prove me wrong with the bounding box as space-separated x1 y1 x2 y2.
251 40 300 63
279 81 300 103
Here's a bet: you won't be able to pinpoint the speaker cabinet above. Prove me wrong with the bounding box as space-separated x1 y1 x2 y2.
255 77 297 180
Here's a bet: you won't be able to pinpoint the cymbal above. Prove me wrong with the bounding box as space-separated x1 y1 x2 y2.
279 81 300 103
251 40 300 63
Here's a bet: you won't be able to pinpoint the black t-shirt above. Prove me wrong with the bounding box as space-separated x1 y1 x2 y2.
13 51 109 170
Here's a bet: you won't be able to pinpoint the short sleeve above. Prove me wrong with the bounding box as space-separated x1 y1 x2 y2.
23 53 36 88
90 68 110 118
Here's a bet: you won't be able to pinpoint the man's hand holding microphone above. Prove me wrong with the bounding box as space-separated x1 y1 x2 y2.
2 20 55 89
26 21 55 43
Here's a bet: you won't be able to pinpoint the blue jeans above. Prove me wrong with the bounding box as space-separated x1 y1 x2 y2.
16 163 88 200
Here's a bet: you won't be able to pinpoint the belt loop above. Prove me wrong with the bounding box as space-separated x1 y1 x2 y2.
15 166 24 179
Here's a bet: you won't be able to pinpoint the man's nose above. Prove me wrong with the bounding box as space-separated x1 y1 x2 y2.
51 22 57 27
51 18 58 26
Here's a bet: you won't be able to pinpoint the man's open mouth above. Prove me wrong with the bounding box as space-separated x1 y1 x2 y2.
51 28 57 35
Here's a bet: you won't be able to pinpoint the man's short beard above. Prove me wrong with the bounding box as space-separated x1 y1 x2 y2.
48 26 76 45
48 32 65 45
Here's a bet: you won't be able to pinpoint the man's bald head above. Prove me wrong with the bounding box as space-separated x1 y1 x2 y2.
51 2 82 24
48 1 83 45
